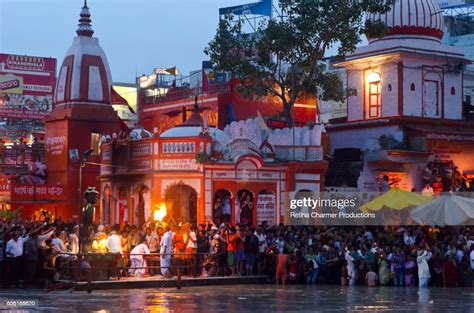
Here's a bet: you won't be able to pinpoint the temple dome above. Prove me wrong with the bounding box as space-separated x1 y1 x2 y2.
54 1 112 106
366 0 444 42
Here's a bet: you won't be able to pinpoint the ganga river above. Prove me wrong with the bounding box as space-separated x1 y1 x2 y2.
0 284 473 312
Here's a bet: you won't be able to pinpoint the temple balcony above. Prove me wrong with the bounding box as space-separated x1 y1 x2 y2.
274 145 324 161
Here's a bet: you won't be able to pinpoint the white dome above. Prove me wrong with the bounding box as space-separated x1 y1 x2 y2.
366 0 444 42
130 126 153 140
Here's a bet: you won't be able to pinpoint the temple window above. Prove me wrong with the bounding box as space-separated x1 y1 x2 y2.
366 71 381 119
422 71 442 118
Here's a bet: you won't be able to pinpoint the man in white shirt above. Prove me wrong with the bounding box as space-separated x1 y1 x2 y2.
5 230 28 287
403 230 416 247
68 226 79 254
107 229 122 254
129 239 150 278
51 231 66 253
417 245 433 287
37 228 55 248
146 227 160 276
160 226 173 277
254 227 267 275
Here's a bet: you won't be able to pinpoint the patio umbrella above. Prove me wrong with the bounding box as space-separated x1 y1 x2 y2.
360 188 431 212
411 195 474 226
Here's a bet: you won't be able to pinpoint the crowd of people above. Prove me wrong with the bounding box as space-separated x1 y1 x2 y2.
0 213 473 290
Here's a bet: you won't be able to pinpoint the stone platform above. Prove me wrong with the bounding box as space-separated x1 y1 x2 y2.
71 275 268 291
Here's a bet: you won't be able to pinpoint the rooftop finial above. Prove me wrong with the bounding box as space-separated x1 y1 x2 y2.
76 0 94 37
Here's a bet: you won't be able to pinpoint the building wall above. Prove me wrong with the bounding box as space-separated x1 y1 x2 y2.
444 71 463 119
381 63 399 117
328 125 403 153
347 70 364 121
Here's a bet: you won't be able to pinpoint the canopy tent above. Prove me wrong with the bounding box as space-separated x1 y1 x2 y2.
360 188 431 212
411 195 474 226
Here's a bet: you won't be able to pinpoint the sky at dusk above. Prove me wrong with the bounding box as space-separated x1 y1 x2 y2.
0 0 258 83
0 0 353 83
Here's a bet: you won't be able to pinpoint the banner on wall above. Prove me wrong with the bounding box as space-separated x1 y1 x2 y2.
256 193 275 225
11 184 64 201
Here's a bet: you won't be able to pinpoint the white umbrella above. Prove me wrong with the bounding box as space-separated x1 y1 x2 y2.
411 195 474 226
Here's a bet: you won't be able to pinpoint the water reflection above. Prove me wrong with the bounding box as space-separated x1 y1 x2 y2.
0 285 472 312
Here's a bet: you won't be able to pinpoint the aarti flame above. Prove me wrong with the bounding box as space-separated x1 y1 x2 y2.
153 203 167 222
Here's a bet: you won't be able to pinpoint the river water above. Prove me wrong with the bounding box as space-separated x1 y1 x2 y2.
0 285 472 312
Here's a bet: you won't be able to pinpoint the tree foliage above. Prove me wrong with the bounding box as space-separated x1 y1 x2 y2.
205 0 391 124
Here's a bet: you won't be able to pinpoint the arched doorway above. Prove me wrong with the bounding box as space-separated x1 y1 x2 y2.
213 189 232 225
165 184 198 225
236 189 254 226
134 184 150 227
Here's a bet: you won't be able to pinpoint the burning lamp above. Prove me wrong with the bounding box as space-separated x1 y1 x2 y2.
153 203 168 222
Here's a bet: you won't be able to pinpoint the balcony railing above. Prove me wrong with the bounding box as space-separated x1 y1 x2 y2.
143 81 229 105
274 145 323 161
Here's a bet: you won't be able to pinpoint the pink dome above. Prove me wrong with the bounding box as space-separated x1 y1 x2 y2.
366 0 444 41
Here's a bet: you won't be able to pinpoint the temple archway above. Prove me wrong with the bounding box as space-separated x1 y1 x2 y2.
213 189 232 225
236 189 254 225
165 184 198 225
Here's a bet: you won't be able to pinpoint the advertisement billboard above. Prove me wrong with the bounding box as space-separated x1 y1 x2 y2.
0 54 56 120
219 0 272 16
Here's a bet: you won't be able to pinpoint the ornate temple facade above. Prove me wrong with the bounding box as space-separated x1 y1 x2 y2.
99 103 327 226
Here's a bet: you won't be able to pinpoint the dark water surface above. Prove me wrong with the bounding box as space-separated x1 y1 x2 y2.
0 285 472 312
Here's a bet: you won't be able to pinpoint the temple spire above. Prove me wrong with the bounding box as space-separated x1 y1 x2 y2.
76 0 94 37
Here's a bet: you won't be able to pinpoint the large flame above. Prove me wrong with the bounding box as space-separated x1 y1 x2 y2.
153 203 167 222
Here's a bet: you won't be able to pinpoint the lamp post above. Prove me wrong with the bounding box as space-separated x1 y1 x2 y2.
76 149 94 255
77 149 94 217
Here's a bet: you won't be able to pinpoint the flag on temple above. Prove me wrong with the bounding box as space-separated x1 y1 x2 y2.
165 66 179 76
117 116 130 132
315 101 321 123
257 110 270 132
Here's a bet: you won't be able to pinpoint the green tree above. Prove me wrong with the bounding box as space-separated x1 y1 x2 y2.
205 0 390 124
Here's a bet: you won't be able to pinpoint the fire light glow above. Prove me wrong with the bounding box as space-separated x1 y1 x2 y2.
153 203 167 221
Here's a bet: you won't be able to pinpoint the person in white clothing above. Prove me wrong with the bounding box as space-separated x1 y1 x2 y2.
107 230 122 254
345 246 357 286
5 230 28 287
51 231 66 253
417 245 433 287
129 239 150 278
160 226 173 277
68 226 79 254
470 247 474 270
37 228 55 248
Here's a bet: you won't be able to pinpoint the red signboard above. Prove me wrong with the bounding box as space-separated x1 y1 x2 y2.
0 54 56 120
11 184 64 201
